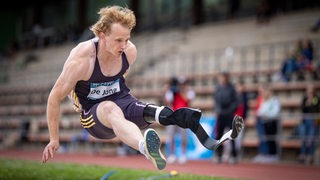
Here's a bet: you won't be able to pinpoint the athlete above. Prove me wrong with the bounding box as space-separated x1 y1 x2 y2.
42 5 244 170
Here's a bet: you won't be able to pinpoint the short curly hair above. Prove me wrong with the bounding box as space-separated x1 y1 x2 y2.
90 5 136 36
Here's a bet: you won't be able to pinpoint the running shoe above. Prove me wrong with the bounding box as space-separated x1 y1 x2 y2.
144 128 166 170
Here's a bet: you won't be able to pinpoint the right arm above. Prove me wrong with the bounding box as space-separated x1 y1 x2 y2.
42 42 92 163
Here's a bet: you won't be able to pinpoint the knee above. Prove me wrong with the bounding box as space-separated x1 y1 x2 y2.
98 101 122 118
97 101 124 128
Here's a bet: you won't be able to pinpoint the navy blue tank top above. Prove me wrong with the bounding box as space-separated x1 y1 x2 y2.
73 39 130 111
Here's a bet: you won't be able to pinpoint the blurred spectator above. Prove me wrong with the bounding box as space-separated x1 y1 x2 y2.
233 80 249 159
280 38 315 82
165 76 195 164
294 39 304 56
301 39 314 62
298 84 320 165
223 80 248 161
252 84 269 162
310 17 320 33
315 59 320 80
19 118 31 144
70 128 90 152
161 77 177 108
227 0 241 19
280 51 299 82
255 84 281 163
213 71 239 164
295 53 313 81
256 0 274 24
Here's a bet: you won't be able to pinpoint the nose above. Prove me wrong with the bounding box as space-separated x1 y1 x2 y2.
120 41 127 49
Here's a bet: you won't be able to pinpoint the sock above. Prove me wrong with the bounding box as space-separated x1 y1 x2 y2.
139 139 149 159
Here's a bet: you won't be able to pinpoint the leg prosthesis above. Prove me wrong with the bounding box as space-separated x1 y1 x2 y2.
143 104 244 150
143 105 201 133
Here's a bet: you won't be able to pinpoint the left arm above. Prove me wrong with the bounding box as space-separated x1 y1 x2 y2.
123 40 137 77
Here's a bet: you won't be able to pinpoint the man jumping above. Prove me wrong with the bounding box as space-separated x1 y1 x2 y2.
42 5 244 170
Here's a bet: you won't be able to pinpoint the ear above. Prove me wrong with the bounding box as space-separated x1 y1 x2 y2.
99 32 106 39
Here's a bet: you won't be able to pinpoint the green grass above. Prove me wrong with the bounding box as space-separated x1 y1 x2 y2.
0 158 236 180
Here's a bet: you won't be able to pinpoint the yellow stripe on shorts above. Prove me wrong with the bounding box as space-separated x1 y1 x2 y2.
80 115 95 128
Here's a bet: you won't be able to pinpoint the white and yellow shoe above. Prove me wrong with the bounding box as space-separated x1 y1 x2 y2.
144 128 166 170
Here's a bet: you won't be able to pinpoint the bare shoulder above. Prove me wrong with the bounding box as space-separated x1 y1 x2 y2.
67 39 95 63
63 39 96 80
124 40 137 65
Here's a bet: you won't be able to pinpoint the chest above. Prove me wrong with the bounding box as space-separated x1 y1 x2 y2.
98 58 123 77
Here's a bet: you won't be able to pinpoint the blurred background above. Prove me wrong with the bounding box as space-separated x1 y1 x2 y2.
0 0 319 166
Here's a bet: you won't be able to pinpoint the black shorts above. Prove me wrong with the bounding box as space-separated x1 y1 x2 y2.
80 94 149 139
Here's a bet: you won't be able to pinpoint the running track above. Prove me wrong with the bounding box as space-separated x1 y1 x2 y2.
1 149 319 180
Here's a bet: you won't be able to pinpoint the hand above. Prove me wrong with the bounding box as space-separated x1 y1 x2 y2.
42 140 60 163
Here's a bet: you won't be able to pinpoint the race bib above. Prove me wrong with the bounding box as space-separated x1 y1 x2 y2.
87 79 120 100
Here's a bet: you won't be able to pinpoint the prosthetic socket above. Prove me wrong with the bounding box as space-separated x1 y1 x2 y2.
143 104 202 133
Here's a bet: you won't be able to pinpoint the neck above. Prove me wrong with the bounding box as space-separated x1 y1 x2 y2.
97 40 116 62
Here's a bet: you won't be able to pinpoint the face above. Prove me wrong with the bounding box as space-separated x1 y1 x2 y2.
262 87 273 99
236 83 244 93
218 74 228 85
102 23 131 57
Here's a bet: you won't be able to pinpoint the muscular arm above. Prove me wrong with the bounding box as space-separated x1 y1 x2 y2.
123 40 137 76
46 61 85 142
42 42 92 163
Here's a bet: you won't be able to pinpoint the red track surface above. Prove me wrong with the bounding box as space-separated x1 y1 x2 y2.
1 149 319 180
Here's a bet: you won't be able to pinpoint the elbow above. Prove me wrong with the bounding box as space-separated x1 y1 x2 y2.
47 91 63 108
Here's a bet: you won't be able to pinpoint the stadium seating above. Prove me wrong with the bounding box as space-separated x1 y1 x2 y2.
0 8 319 162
